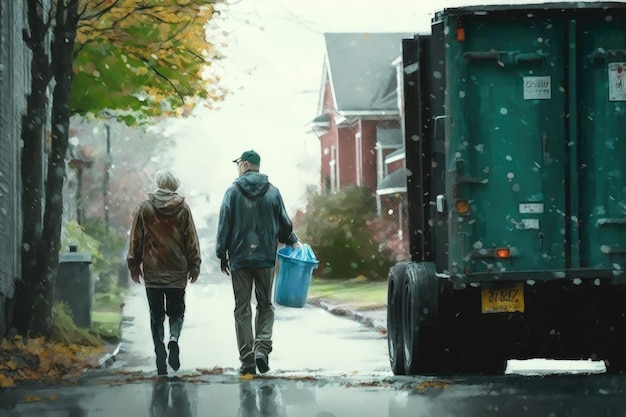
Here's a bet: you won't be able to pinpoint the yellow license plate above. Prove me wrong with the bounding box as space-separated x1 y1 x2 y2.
481 283 524 313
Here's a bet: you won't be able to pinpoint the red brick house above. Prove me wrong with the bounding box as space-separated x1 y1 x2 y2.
308 32 411 235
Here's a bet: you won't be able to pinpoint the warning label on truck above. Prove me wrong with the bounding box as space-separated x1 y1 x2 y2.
609 63 626 101
523 76 551 100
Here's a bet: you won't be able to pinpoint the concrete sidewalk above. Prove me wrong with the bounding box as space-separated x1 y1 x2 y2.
99 278 388 372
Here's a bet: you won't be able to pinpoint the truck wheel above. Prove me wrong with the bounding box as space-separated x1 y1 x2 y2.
387 262 408 375
402 263 442 374
605 353 626 374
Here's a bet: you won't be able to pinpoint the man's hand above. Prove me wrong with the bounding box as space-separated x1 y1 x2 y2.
291 241 303 249
189 272 199 284
220 258 230 276
130 270 142 284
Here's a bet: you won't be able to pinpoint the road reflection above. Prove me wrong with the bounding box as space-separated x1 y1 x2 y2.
5 372 626 416
239 381 287 417
150 380 192 417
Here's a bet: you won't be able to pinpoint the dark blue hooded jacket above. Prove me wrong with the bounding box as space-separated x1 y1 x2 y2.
216 172 298 271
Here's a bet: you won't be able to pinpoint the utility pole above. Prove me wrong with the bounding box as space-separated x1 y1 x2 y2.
104 123 111 232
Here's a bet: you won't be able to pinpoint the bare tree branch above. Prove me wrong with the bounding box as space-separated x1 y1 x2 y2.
129 52 186 105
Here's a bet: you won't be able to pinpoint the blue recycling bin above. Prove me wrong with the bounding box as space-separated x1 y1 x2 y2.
274 244 319 308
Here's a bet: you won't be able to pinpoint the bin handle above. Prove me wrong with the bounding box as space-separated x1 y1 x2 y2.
587 49 626 64
542 131 549 165
463 51 545 66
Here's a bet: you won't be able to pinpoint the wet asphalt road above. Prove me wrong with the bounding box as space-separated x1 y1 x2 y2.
3 273 626 416
3 369 626 416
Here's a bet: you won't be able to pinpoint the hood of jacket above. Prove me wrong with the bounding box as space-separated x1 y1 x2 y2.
148 188 185 216
234 172 270 200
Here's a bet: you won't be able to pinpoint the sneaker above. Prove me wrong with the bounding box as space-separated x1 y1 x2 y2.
239 365 256 376
255 350 269 374
168 341 180 371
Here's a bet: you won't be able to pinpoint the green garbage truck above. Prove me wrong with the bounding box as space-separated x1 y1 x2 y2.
388 2 626 375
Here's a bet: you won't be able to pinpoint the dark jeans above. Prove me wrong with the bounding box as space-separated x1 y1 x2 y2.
146 287 186 365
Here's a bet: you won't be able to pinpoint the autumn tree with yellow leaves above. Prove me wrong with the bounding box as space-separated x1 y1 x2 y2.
73 0 225 122
16 0 225 338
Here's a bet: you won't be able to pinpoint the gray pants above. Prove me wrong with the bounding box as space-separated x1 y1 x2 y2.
231 267 275 367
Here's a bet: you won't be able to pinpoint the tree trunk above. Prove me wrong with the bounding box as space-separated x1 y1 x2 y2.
29 0 80 338
13 0 53 336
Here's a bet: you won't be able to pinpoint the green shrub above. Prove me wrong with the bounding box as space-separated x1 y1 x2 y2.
61 219 127 293
294 185 398 280
82 219 128 292
52 302 103 347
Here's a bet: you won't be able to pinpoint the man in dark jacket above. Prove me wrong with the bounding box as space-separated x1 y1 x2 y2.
216 150 299 376
127 169 201 376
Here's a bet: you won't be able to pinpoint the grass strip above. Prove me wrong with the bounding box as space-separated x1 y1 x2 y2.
307 278 387 308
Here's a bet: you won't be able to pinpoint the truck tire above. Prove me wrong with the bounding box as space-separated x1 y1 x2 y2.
387 262 408 375
605 357 626 374
402 262 443 374
605 344 626 374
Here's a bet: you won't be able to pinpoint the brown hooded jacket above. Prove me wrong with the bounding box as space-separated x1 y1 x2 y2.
127 189 201 288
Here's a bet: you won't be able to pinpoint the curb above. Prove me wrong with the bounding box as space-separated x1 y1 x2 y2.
308 298 387 334
98 315 132 369
98 343 122 369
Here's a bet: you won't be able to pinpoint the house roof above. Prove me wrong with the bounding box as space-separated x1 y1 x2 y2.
377 127 403 147
385 148 405 164
307 113 331 135
377 168 408 195
323 33 412 113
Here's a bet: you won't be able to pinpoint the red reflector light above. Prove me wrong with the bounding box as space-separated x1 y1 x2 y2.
496 248 510 258
456 200 470 215
456 28 465 42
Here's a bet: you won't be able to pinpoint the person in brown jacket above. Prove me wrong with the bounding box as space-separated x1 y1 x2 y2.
127 169 201 376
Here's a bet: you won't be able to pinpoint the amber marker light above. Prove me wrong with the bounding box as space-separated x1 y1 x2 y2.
456 28 466 42
496 248 511 258
456 200 470 215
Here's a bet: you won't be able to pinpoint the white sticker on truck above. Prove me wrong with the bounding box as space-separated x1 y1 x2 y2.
523 76 551 100
519 203 544 214
520 219 540 230
609 63 626 102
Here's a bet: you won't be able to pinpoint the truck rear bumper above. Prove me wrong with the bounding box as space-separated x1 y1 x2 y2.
440 280 626 361
453 268 626 289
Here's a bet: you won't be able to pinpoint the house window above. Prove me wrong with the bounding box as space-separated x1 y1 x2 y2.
355 132 362 186
330 145 337 192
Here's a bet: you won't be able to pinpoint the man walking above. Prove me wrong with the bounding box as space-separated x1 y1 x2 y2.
216 150 300 376
127 169 201 376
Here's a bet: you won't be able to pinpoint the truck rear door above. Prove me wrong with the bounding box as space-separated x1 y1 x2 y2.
419 2 626 361
445 12 568 275
577 12 626 273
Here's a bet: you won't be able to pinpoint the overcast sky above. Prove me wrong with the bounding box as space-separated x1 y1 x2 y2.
162 0 563 222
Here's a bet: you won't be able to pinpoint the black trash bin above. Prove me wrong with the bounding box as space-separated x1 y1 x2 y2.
55 244 94 328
